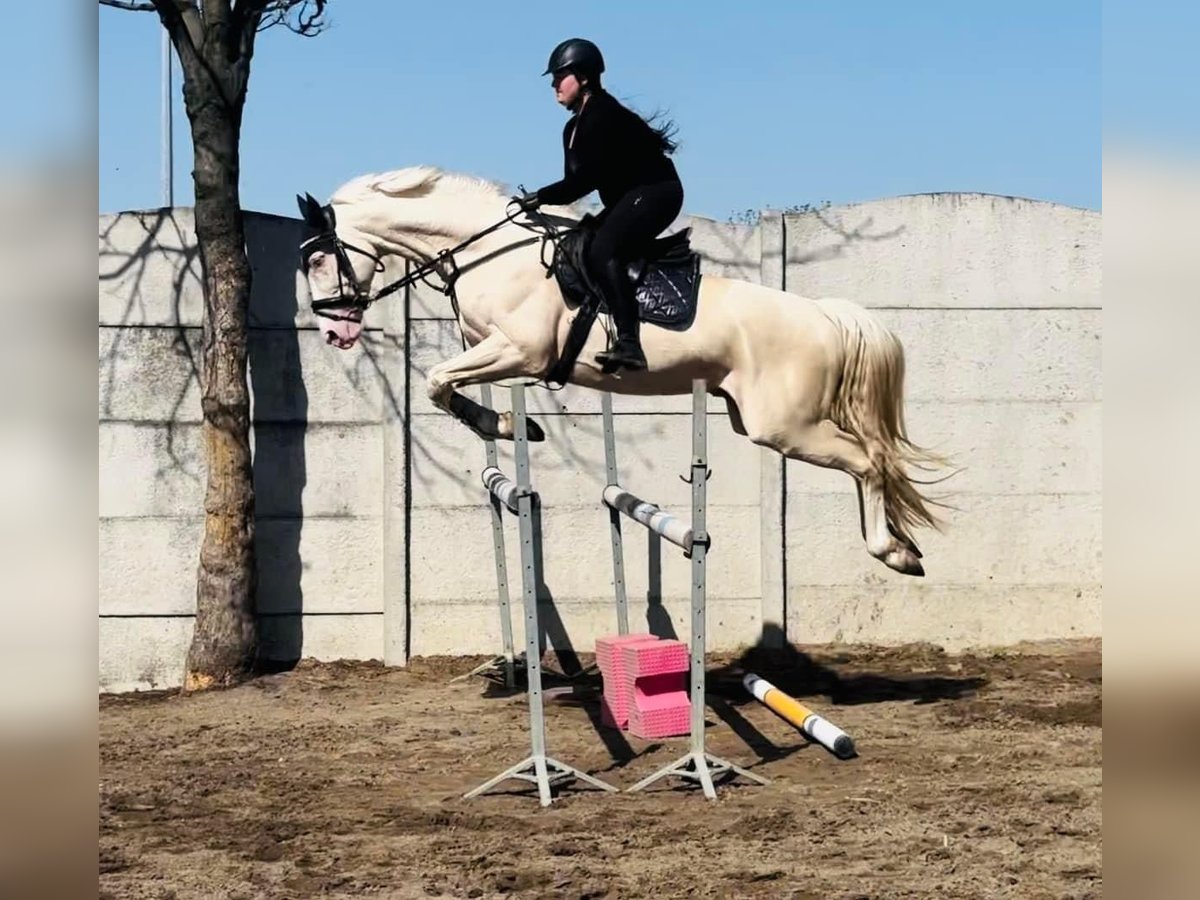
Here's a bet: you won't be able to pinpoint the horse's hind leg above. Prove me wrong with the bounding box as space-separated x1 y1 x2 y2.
751 416 924 577
427 329 546 442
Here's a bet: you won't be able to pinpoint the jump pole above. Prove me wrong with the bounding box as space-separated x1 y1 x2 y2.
606 380 767 800
743 673 857 760
464 383 619 806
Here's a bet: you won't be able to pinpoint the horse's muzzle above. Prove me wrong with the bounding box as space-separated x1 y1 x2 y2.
318 304 364 349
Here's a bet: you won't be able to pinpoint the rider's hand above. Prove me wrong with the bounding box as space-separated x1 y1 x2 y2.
514 191 542 212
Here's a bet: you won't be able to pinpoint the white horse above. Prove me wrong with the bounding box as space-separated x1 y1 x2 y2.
298 165 948 576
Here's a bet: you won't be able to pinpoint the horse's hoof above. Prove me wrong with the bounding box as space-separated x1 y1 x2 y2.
888 524 923 559
496 411 546 442
883 548 925 577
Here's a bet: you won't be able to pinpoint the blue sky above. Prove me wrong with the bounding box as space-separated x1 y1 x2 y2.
1103 0 1199 156
94 1 1103 220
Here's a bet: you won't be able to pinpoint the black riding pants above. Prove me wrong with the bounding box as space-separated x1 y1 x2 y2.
587 180 684 322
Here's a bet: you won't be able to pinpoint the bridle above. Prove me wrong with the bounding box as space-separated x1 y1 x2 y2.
296 191 562 329
298 227 386 322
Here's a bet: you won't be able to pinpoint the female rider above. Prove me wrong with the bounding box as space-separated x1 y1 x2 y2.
518 38 683 373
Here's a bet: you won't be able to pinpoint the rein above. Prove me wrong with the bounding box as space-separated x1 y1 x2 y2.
301 198 564 328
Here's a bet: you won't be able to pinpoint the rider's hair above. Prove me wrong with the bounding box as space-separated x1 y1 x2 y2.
583 77 679 156
644 109 680 155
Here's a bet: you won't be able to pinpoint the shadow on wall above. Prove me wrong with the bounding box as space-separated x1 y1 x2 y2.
712 205 908 282
246 217 310 668
99 210 202 461
783 208 907 268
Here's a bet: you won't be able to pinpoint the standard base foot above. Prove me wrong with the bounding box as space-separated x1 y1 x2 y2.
463 754 619 807
626 750 768 801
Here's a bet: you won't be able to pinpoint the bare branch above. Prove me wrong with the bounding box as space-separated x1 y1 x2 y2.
99 1 157 10
244 0 328 36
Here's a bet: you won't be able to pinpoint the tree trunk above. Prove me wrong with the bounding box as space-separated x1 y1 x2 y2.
181 70 258 691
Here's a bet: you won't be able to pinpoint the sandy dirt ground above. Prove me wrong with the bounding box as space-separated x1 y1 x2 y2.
100 639 1101 899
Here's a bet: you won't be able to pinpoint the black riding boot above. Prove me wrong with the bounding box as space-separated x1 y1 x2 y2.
594 258 647 373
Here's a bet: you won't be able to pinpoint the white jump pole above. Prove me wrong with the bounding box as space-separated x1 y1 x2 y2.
601 486 694 553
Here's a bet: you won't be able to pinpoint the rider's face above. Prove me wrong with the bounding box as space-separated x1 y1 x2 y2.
552 71 584 107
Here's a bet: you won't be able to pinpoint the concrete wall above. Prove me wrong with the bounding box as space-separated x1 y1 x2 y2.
98 193 1100 692
771 195 1101 648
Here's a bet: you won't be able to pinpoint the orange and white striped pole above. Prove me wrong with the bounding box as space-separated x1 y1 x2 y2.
743 673 857 759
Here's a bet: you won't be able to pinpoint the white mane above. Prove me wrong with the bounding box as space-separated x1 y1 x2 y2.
324 165 527 244
329 166 510 207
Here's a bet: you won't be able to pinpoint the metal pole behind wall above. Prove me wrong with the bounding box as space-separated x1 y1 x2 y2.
161 30 173 207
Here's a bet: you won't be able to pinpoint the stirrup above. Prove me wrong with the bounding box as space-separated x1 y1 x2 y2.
596 341 647 374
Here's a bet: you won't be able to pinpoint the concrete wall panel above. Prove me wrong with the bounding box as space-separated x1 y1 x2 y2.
782 194 1100 309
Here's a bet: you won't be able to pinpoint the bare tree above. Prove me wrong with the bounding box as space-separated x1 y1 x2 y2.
100 0 329 690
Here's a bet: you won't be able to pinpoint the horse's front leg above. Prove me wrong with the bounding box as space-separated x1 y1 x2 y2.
427 328 546 442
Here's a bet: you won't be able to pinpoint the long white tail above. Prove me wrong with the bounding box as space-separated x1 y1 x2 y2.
817 297 951 543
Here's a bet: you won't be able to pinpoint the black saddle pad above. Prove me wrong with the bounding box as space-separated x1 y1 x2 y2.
631 252 701 327
551 219 702 329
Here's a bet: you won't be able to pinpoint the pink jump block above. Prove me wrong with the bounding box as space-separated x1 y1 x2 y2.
596 633 661 729
599 694 627 729
627 673 692 738
619 639 689 680
595 633 659 672
601 671 640 724
600 673 687 729
595 634 691 736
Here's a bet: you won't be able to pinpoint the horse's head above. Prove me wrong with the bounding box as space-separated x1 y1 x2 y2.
298 167 546 349
296 192 382 350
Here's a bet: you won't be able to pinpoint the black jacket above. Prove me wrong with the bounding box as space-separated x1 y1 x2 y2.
535 89 679 209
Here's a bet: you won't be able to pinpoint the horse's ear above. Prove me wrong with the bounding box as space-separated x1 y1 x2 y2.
370 167 439 197
297 192 327 230
320 202 337 232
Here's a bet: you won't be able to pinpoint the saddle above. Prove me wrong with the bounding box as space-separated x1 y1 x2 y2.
545 215 703 385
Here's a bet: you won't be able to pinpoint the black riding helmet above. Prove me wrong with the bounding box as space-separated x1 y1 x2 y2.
543 38 605 80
